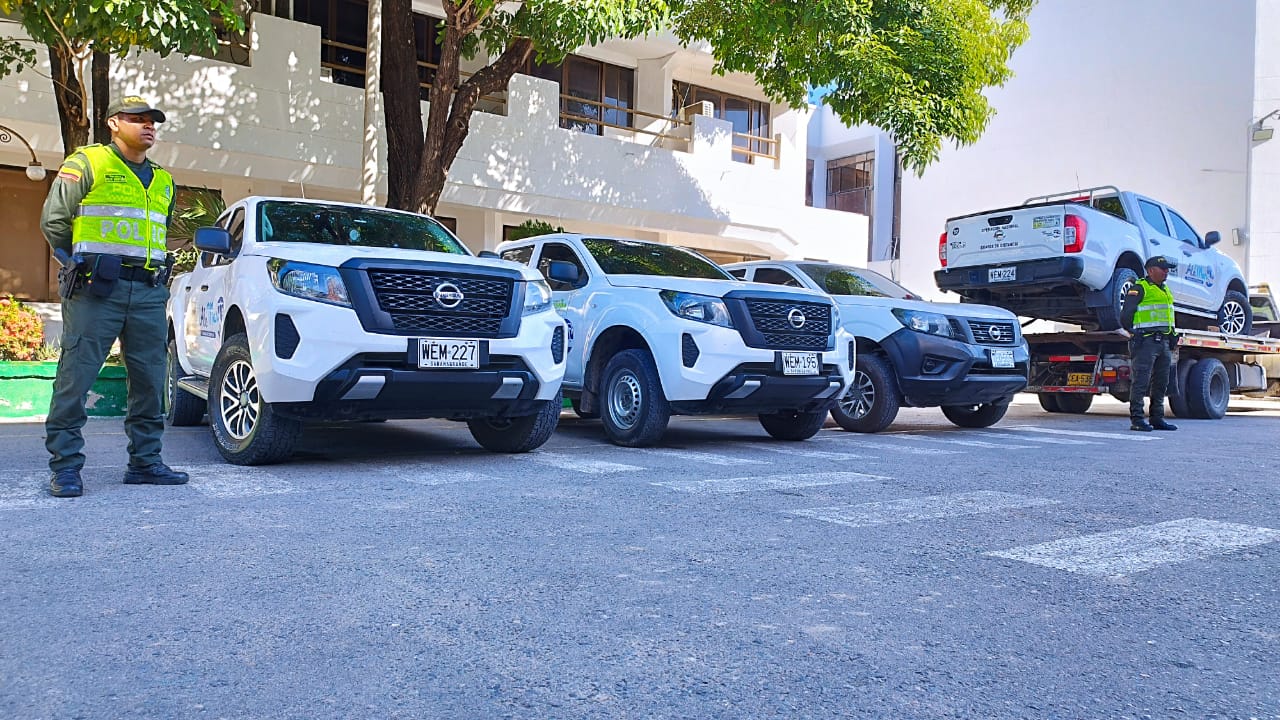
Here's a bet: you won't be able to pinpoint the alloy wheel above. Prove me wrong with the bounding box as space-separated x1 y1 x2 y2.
839 370 875 420
219 359 260 441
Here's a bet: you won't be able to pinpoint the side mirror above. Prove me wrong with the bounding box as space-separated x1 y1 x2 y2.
1204 230 1221 247
477 250 499 259
547 260 580 285
193 226 232 255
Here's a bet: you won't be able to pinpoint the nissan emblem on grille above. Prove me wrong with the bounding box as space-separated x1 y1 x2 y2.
433 282 465 308
987 324 1004 341
787 308 806 329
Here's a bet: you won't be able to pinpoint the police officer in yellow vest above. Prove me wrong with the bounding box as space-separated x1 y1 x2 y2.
1120 255 1180 432
40 96 189 497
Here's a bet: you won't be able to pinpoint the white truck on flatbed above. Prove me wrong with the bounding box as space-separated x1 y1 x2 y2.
495 234 853 447
935 186 1253 335
166 197 567 464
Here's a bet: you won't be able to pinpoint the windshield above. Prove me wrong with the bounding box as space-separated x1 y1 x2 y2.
796 263 916 299
257 201 469 255
582 238 732 280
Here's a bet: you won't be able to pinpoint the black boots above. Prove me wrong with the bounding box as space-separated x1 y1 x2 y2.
48 468 83 498
122 462 190 485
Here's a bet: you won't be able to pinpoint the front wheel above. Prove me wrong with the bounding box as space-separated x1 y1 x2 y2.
209 333 302 465
1216 290 1253 336
941 400 1010 428
830 353 900 433
467 392 563 453
166 339 206 426
599 349 670 447
759 409 828 441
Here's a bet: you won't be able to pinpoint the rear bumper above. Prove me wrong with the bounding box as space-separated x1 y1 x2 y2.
881 328 1029 406
935 257 1086 293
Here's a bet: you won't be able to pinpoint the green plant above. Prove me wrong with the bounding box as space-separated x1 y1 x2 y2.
506 219 567 243
0 295 45 361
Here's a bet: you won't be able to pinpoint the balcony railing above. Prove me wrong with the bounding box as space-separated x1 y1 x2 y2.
732 131 778 164
556 95 691 148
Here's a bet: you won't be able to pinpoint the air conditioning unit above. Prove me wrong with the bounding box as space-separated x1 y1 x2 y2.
319 67 333 83
682 101 714 121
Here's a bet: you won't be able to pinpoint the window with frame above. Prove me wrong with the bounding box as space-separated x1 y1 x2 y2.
292 0 442 96
1137 200 1170 235
522 55 634 135
753 267 804 287
672 82 770 163
826 152 874 215
537 243 589 291
1167 211 1201 247
500 246 534 266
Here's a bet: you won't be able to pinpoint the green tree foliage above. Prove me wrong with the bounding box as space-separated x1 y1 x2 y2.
0 0 243 154
505 219 567 243
384 0 1032 214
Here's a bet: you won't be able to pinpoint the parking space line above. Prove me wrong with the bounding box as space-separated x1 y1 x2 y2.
789 490 1058 528
1004 426 1164 442
970 431 1100 446
986 518 1280 576
754 446 869 460
880 434 1039 450
643 448 758 466
524 452 644 474
654 471 885 494
819 436 963 455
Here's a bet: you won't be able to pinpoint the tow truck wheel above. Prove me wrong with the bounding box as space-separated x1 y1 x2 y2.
599 349 671 447
209 333 302 465
468 391 563 453
1168 358 1198 418
941 400 1010 428
1037 393 1062 413
1053 393 1093 414
1184 357 1230 419
166 340 207 426
830 353 900 433
1216 290 1253 336
759 409 828 441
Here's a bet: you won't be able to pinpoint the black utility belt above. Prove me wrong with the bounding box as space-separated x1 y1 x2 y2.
1137 331 1173 338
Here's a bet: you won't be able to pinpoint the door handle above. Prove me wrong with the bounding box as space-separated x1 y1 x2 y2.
1150 239 1161 245
199 285 209 291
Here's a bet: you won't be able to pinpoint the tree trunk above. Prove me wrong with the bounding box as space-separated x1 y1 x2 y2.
47 45 89 157
381 0 424 210
91 51 110 145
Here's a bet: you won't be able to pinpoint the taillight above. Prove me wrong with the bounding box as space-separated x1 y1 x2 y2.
939 231 948 267
1063 215 1087 253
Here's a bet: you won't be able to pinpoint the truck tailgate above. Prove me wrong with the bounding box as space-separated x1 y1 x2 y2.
944 205 1071 270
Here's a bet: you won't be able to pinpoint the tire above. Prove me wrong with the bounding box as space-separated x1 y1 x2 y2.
1110 389 1131 403
1216 290 1253 336
941 400 1011 428
468 391 562 453
209 333 302 465
1184 357 1230 419
758 409 828 441
830 353 900 433
569 397 599 419
1053 393 1093 414
166 340 206 426
1168 358 1198 419
599 349 670 447
1094 266 1139 331
1037 393 1062 413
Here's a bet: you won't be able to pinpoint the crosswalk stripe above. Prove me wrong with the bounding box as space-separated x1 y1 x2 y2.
819 438 962 455
986 518 1280 576
970 431 1099 446
644 448 757 466
363 463 493 486
1004 426 1163 442
789 490 1058 528
192 465 295 498
879 434 1038 450
654 471 886 494
523 452 643 474
754 445 868 460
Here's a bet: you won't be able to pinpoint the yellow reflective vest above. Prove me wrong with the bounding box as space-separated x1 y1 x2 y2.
1132 278 1175 333
69 144 174 266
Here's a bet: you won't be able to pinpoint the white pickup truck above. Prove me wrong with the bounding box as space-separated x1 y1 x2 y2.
495 234 853 447
935 186 1252 335
166 197 567 464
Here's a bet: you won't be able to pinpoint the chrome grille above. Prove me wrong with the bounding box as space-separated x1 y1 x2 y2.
744 299 831 350
966 319 1018 346
367 270 514 337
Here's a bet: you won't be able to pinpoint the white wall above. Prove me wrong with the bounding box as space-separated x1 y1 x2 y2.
1249 0 1280 290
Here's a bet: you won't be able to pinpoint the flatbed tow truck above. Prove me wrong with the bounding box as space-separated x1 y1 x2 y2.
1026 328 1280 419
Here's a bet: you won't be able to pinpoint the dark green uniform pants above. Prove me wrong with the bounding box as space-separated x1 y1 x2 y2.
46 278 169 472
1129 333 1173 422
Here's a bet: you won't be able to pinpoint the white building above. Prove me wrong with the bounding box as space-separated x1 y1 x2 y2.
0 2 865 302
808 0 1280 302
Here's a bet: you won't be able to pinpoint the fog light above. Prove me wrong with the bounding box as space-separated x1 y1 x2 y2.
921 355 948 374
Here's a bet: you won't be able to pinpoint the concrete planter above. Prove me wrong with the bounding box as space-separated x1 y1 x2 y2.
0 361 127 421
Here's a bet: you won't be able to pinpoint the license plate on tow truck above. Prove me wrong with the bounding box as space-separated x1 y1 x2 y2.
418 338 480 369
782 352 820 376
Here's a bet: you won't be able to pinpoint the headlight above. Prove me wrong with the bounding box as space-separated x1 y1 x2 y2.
660 290 734 328
892 308 954 337
830 304 841 330
268 259 351 307
523 279 552 315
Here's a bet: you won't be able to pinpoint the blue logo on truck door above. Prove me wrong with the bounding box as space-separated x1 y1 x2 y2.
1182 264 1216 288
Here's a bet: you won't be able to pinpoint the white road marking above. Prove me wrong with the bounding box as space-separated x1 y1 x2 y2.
789 490 1059 528
1005 426 1163 442
970 431 1100 446
880 434 1038 450
0 480 59 509
644 448 757 466
754 446 869 460
654 471 885 494
819 438 962 455
986 518 1280 576
192 465 295 498
523 452 644 474
364 463 493 486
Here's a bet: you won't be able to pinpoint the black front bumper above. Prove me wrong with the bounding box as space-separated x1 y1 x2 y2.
881 328 1029 407
669 363 846 415
275 353 548 422
935 257 1086 293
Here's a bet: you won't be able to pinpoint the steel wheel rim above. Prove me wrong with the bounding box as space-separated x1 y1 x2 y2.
839 370 875 419
607 370 643 431
218 359 260 441
1220 300 1246 335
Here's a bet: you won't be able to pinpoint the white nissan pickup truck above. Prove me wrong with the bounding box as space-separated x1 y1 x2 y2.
166 197 566 464
934 186 1252 335
495 234 853 447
